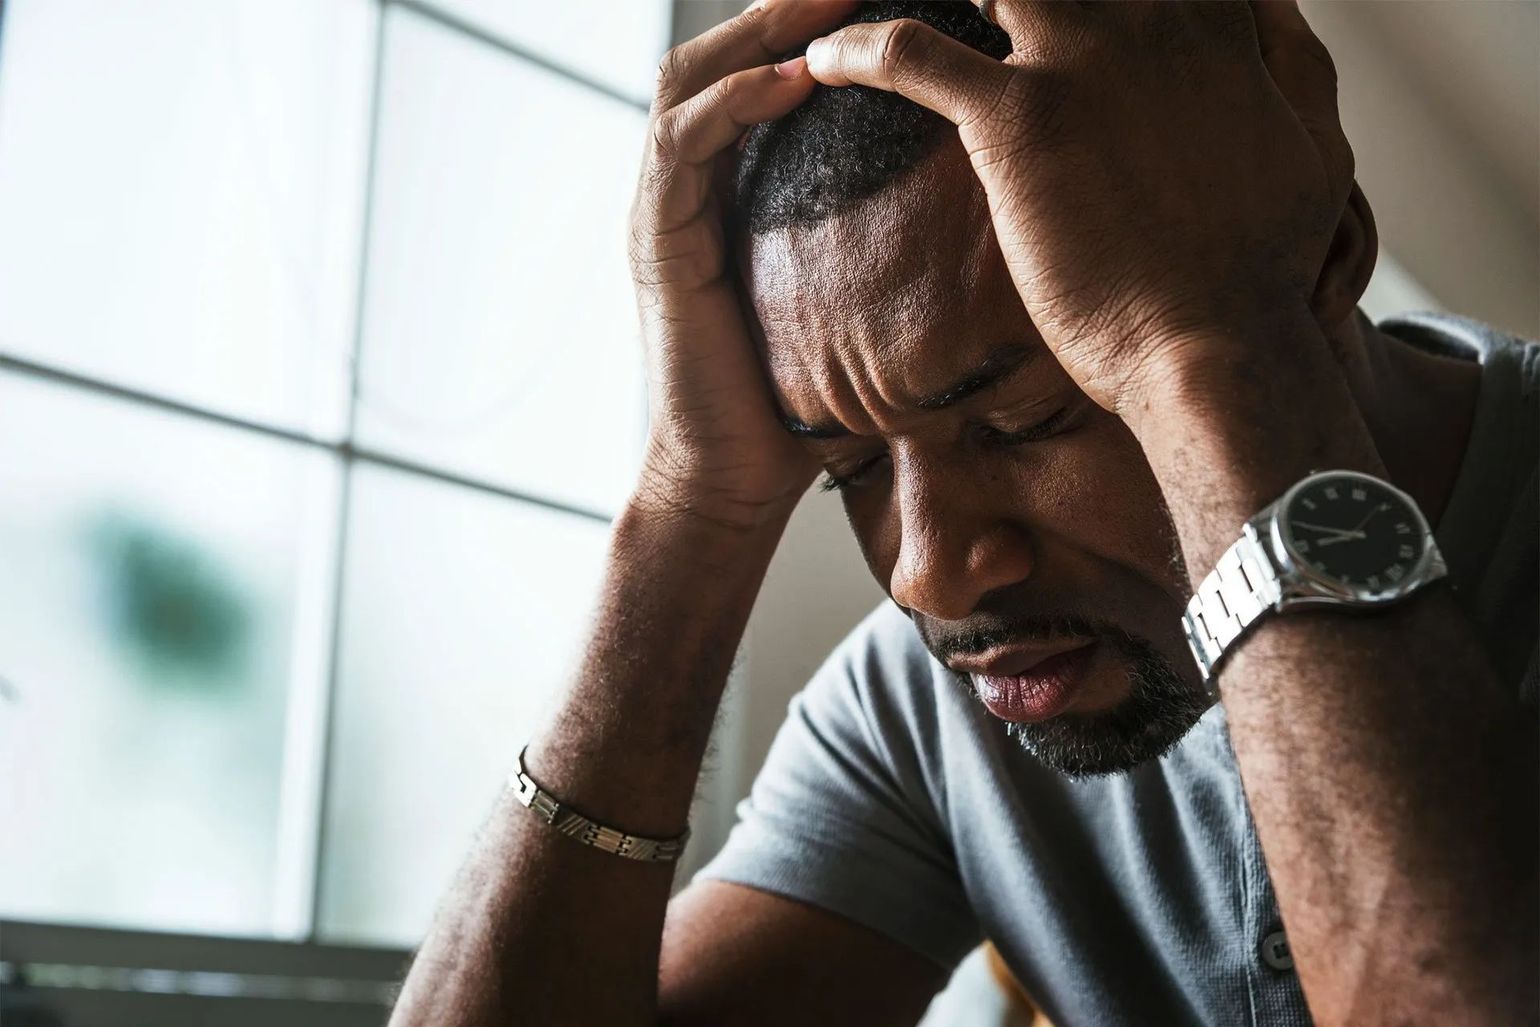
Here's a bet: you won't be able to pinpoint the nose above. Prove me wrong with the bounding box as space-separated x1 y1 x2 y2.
888 464 1035 622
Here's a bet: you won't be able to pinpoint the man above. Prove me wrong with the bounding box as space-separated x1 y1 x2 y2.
391 2 1537 1024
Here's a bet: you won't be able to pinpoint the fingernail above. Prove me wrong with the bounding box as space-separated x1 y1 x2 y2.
746 0 771 10
774 55 807 79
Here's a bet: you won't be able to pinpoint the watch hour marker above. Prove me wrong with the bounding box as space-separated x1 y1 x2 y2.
1367 574 1381 588
1395 522 1411 535
1295 539 1311 553
1398 544 1414 559
1351 487 1366 501
1301 498 1317 511
1324 486 1339 500
1386 564 1405 582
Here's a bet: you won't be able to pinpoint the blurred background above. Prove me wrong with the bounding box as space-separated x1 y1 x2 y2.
0 1 1533 1024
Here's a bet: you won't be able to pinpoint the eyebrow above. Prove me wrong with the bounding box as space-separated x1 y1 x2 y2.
780 344 1038 439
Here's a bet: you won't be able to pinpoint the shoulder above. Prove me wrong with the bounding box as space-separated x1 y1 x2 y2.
798 601 951 750
1383 310 1538 698
822 600 937 689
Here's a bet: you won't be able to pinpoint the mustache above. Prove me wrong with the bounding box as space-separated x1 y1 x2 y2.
924 611 1129 662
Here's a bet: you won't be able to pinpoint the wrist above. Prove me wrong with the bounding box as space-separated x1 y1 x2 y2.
631 453 808 538
1123 305 1386 579
621 474 795 566
625 471 800 538
1119 299 1324 432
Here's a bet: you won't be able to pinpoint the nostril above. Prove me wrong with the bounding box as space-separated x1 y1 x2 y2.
891 527 1035 624
890 554 977 624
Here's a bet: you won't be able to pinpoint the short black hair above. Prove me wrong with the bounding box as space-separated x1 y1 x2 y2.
733 1 1011 236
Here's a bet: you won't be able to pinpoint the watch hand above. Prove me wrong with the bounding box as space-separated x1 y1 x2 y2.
1350 504 1388 533
1292 520 1363 538
1315 534 1366 547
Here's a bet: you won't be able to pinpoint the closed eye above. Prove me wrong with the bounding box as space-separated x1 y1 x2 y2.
977 406 1072 446
817 407 1077 494
818 452 889 494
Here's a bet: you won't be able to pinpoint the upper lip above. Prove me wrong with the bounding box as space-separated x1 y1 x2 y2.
946 638 1097 678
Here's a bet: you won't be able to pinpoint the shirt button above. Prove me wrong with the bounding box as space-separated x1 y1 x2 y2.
1260 930 1294 971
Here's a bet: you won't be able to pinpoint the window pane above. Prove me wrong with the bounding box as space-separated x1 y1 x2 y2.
354 8 648 516
417 0 670 103
0 0 375 438
0 372 340 936
318 465 611 945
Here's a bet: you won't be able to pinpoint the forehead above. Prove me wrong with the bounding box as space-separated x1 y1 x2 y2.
740 142 1038 426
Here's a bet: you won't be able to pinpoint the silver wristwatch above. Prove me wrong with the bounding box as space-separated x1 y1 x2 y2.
1183 469 1448 690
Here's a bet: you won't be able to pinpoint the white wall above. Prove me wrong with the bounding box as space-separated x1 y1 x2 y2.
1303 0 1539 339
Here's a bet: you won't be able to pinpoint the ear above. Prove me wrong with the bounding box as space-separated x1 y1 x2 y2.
1311 181 1379 332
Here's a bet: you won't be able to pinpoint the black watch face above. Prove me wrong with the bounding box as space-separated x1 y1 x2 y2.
1280 473 1427 593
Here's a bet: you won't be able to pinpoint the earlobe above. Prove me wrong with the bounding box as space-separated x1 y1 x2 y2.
1311 181 1379 331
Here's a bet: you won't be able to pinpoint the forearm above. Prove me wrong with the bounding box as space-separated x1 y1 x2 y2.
390 491 793 1027
1129 307 1537 1023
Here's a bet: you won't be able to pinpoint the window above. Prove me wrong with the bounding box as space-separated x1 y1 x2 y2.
353 7 647 515
0 0 667 947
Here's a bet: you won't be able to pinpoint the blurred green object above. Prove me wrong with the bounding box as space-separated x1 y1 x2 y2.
87 511 252 691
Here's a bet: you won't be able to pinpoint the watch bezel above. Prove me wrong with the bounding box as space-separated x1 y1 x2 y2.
1264 469 1446 609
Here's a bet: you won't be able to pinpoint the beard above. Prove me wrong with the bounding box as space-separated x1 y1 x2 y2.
949 619 1211 778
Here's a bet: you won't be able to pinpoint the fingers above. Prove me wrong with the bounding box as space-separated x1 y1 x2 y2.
804 18 1016 128
1250 0 1353 187
654 0 859 114
653 61 814 168
970 0 1085 53
641 62 814 243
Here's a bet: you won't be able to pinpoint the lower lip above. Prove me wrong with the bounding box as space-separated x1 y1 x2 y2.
974 643 1097 723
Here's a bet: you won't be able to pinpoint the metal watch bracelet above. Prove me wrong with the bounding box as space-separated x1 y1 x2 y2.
509 745 691 863
1183 522 1281 690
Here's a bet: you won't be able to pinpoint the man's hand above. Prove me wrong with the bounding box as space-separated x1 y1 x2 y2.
802 0 1352 417
803 6 1537 1026
629 0 856 530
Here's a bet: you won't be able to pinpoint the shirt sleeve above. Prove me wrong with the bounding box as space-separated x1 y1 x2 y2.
691 603 982 972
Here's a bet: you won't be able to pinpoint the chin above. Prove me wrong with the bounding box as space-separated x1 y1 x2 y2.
1064 658 1137 717
1004 644 1212 779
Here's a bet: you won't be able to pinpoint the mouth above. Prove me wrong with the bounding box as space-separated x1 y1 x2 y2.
949 639 1100 724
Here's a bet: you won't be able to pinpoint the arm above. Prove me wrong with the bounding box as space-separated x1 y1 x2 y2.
1126 306 1538 1025
391 500 949 1026
390 500 787 1026
390 4 929 1023
659 880 948 1026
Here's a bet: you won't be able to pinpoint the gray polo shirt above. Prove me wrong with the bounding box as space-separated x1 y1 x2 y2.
695 311 1538 1026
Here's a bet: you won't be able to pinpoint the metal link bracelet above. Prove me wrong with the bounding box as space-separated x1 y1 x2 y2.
508 745 691 864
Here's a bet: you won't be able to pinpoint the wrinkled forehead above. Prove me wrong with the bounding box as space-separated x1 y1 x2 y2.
738 144 1030 402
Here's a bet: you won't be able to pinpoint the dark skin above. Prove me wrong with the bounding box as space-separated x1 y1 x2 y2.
742 138 1482 722
388 3 1531 1024
797 4 1534 1021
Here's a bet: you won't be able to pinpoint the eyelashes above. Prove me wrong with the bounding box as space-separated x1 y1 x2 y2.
818 406 1074 494
818 459 884 494
976 406 1073 447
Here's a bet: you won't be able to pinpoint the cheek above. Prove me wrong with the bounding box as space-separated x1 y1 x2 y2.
841 415 1185 599
1042 416 1186 595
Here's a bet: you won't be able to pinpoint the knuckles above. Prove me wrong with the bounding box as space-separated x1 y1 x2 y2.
652 45 692 115
649 108 686 163
877 18 930 85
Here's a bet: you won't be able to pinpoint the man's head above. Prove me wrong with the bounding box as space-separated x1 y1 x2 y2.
731 2 1378 777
